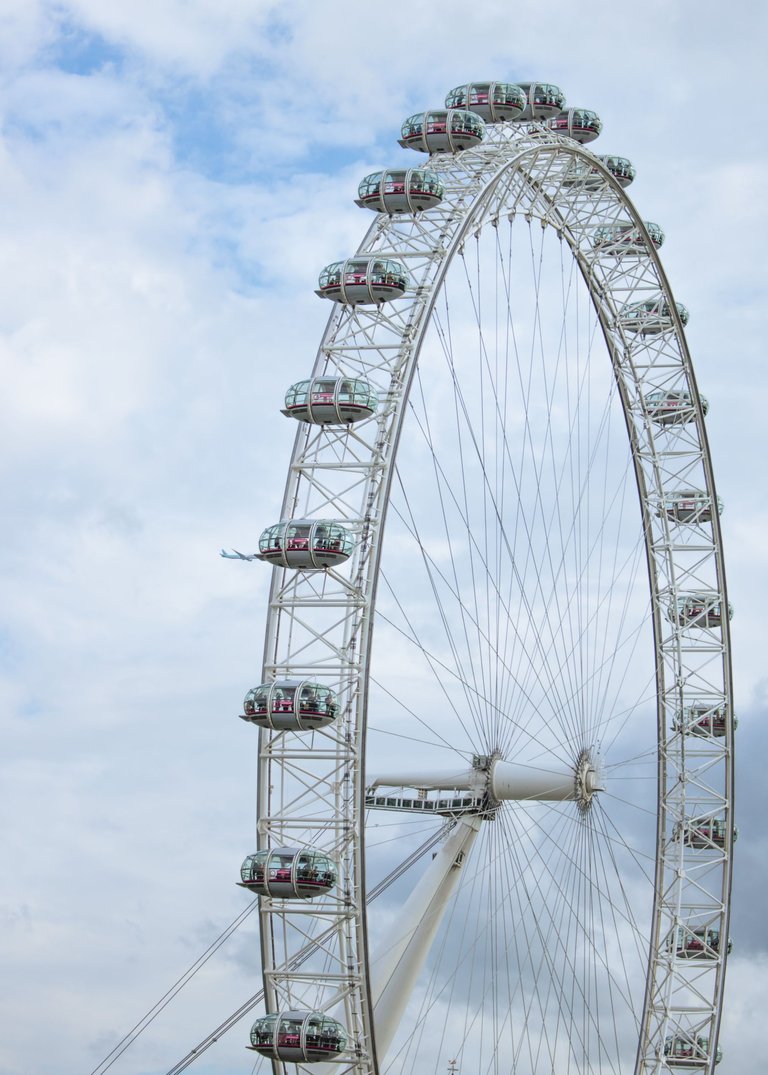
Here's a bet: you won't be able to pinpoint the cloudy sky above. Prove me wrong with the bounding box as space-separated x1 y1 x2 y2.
1 2 766 1074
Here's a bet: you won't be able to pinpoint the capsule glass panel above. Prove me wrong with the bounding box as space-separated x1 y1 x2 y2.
667 593 733 628
593 221 664 254
548 108 602 143
249 1011 348 1062
657 489 722 524
240 847 338 899
242 680 338 730
257 519 355 570
664 1035 722 1066
399 109 486 153
283 377 378 425
515 81 566 120
316 257 409 304
356 168 445 213
670 925 729 959
673 703 733 738
598 155 636 187
620 298 690 335
676 816 731 849
645 390 708 425
444 82 526 123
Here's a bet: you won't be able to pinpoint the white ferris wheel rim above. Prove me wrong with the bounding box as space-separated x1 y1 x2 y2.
250 115 734 1075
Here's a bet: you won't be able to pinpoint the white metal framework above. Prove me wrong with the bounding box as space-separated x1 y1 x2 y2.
243 106 733 1075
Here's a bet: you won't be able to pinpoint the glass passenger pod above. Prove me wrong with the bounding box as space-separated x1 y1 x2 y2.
283 377 379 425
514 81 566 121
598 155 636 187
241 680 338 731
671 925 732 960
444 82 526 123
676 816 733 849
398 110 486 154
645 390 708 425
619 298 690 336
239 848 338 899
658 489 723 524
316 257 409 305
667 593 733 628
249 1011 348 1062
548 108 602 143
257 520 355 570
593 220 664 254
356 168 445 214
664 1035 722 1067
673 702 734 738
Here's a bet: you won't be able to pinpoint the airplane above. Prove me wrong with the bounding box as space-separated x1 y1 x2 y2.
220 548 258 561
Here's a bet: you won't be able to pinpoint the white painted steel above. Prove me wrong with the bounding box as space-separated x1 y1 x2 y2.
248 113 734 1075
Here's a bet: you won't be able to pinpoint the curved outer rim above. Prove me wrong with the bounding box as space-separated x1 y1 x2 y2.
254 121 733 1075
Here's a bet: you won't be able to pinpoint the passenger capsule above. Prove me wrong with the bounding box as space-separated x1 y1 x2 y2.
619 298 689 335
356 169 445 214
515 81 566 121
548 108 602 143
645 390 708 425
657 489 723 524
283 377 378 425
673 703 734 738
399 110 486 153
317 257 409 305
664 1035 722 1066
257 520 355 570
249 1011 348 1062
593 221 664 254
667 593 733 628
670 925 732 960
444 82 526 123
239 848 337 899
241 680 338 731
675 816 733 849
597 155 636 187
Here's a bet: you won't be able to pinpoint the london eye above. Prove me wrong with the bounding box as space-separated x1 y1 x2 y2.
226 79 734 1075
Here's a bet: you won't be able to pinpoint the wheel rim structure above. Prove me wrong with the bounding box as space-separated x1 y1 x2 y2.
244 102 733 1075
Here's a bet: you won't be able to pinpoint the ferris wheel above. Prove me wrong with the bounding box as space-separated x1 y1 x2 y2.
227 80 734 1075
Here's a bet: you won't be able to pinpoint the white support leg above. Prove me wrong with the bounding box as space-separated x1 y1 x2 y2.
369 816 482 1059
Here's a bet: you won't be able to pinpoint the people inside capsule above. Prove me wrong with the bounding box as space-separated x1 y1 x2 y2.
645 390 707 424
597 155 636 187
677 816 731 849
283 377 379 425
399 109 486 153
257 520 355 570
668 593 732 628
658 490 722 524
548 107 602 143
249 1011 348 1061
664 1034 721 1065
674 702 731 738
620 298 689 335
515 81 566 120
593 221 664 252
356 169 445 213
444 81 527 122
241 680 338 730
240 847 337 899
316 257 409 304
673 925 731 959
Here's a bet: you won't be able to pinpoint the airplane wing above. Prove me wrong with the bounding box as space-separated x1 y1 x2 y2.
220 548 258 561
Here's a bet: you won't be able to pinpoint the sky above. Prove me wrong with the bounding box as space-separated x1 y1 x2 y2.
1 2 767 1073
